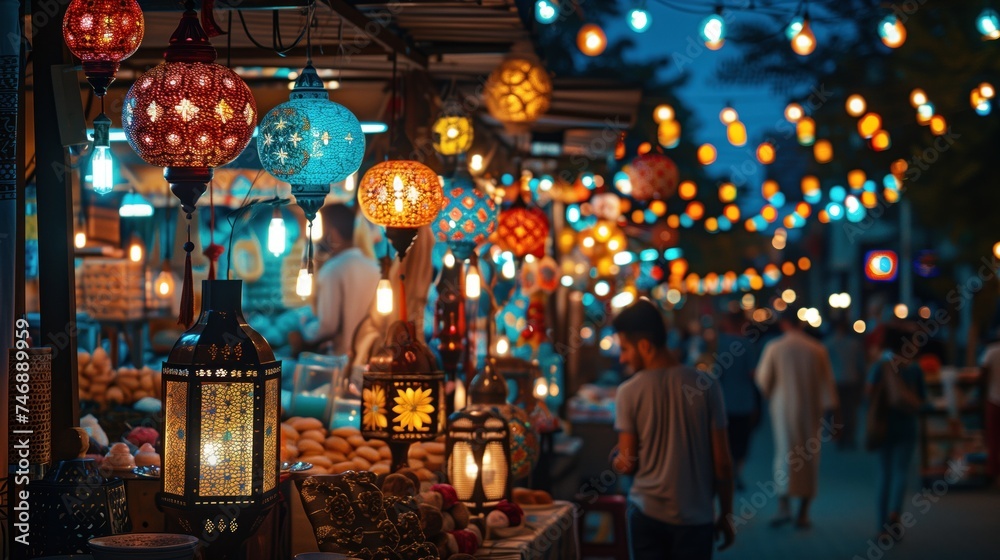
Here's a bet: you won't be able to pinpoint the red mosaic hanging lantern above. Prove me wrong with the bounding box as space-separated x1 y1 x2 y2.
122 1 256 327
627 153 680 201
63 0 145 97
495 201 549 259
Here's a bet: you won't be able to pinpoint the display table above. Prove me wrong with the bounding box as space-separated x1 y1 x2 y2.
475 501 579 560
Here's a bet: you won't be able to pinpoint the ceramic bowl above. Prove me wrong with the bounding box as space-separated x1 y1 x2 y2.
88 533 198 560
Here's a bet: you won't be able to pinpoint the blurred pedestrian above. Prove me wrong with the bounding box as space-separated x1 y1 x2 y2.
865 323 926 540
755 310 839 529
824 318 867 449
978 327 1000 487
716 310 762 491
612 299 735 559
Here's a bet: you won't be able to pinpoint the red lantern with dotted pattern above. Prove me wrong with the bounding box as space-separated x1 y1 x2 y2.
63 0 145 96
627 153 680 201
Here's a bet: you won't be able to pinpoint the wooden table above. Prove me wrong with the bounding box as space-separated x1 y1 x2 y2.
474 501 579 560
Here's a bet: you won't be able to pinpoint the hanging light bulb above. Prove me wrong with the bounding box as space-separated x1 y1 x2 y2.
470 153 484 173
155 262 176 299
91 113 115 195
791 19 816 56
845 94 866 116
74 231 87 249
129 240 143 263
343 172 357 192
719 106 738 124
268 208 286 257
784 103 804 122
310 212 324 241
495 335 510 356
628 6 652 33
978 8 1000 40
376 277 394 315
501 259 516 279
443 251 456 268
295 267 313 298
878 14 906 48
535 0 558 24
465 263 482 299
700 11 726 50
785 16 804 40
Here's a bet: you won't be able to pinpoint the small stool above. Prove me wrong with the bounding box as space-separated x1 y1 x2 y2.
575 494 629 560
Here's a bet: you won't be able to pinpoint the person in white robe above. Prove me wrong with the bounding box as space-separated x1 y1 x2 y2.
755 312 839 529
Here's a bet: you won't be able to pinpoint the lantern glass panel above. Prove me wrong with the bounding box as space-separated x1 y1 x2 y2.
482 440 508 500
199 383 255 496
264 378 279 491
164 380 187 496
449 441 478 500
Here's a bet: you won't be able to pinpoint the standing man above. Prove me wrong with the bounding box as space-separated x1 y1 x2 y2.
612 299 735 559
299 203 381 357
824 318 867 449
755 311 839 529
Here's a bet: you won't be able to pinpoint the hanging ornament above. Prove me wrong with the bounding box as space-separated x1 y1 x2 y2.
494 192 549 260
433 168 497 261
432 99 475 156
122 1 256 326
63 0 145 97
358 160 444 259
626 152 679 201
258 65 364 223
483 51 552 131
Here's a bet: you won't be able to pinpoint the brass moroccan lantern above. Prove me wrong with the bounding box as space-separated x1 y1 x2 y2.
446 407 511 515
160 280 281 559
362 321 446 471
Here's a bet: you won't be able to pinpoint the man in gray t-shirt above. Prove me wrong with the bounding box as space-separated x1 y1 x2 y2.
612 299 735 560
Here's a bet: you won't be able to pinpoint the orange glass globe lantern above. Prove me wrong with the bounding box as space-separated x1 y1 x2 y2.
63 0 144 97
358 160 445 259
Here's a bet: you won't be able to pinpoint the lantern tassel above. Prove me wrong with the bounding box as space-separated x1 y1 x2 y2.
200 0 226 38
398 272 407 323
178 223 196 328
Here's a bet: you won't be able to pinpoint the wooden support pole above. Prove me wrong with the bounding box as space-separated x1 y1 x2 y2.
32 0 79 458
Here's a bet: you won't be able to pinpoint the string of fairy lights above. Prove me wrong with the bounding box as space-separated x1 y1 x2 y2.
534 0 1000 57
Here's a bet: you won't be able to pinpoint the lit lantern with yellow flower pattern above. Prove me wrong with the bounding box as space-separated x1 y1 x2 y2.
362 321 446 471
483 53 552 130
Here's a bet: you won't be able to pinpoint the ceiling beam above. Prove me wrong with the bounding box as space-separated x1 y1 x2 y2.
138 0 310 11
319 0 428 68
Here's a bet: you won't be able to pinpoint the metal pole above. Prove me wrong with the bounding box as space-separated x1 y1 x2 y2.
900 197 913 309
32 0 80 458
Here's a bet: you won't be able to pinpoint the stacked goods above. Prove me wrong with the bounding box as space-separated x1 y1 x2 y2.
77 348 114 404
77 349 162 408
511 486 553 506
280 417 444 481
79 258 145 321
105 366 161 405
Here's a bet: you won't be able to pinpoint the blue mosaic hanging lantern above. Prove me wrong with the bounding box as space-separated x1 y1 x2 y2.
433 170 497 261
257 65 365 224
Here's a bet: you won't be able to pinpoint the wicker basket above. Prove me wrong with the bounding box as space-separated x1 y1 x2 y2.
7 347 51 465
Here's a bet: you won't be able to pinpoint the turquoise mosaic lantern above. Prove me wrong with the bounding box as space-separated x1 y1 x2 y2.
257 65 365 224
433 170 497 261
